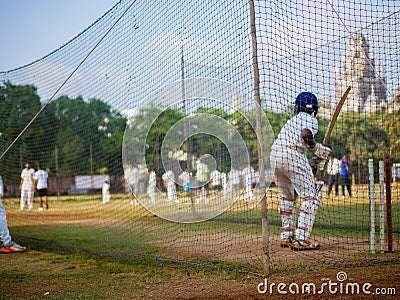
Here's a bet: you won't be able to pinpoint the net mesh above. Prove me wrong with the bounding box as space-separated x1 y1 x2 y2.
0 0 399 274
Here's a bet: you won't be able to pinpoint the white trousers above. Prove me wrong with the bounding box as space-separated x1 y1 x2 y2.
147 185 156 204
197 187 209 204
167 184 178 203
102 193 110 204
270 146 321 241
20 189 34 211
244 182 254 201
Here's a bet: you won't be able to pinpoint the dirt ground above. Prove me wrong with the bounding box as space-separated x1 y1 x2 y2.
1 249 399 299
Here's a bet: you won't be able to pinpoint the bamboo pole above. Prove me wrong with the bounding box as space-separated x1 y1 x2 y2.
249 0 270 275
379 160 385 253
368 158 376 254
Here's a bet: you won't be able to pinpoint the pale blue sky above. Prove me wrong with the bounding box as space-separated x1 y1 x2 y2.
0 0 119 71
0 0 398 112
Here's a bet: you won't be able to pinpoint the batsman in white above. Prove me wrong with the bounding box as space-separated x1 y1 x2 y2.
270 92 331 251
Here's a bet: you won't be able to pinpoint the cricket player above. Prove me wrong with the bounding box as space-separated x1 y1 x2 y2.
34 164 49 210
162 169 178 203
196 157 209 204
209 168 222 193
125 163 140 205
20 162 35 211
270 92 331 251
178 168 190 193
221 171 228 197
227 167 241 199
147 169 157 204
102 180 110 204
242 165 254 201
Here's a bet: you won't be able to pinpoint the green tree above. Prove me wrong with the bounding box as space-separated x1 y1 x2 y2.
49 96 126 176
384 94 400 160
0 82 44 183
330 112 389 182
264 110 291 138
124 106 184 178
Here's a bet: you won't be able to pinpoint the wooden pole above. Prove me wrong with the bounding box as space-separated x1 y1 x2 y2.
55 145 60 200
378 160 385 253
181 44 196 216
385 158 392 252
90 143 94 192
368 159 376 254
250 0 270 275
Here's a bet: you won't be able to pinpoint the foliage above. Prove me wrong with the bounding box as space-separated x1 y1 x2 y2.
0 82 126 182
384 93 400 159
330 112 389 162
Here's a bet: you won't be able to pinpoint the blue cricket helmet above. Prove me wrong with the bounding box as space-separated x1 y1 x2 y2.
294 92 319 116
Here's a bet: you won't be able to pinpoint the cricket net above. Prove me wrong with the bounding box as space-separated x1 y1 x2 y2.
0 0 399 275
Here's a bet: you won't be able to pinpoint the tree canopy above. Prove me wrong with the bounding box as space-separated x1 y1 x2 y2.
0 82 126 183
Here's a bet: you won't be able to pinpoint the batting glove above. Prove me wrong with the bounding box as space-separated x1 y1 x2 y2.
314 143 331 160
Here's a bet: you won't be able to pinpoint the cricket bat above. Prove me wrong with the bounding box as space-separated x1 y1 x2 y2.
316 86 351 180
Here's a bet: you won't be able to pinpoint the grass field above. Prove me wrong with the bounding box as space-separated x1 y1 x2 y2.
2 248 400 299
1 183 399 298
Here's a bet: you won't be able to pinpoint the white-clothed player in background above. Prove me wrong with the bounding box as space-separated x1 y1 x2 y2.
162 170 178 203
125 163 140 206
242 165 254 201
209 168 222 194
227 167 241 199
20 162 35 212
147 169 157 204
270 92 331 251
34 164 49 211
221 172 228 197
102 180 110 204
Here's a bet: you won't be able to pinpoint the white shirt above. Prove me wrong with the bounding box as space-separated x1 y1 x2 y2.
178 171 190 185
21 168 35 190
221 172 227 187
162 170 175 187
228 169 241 185
210 170 221 186
102 182 110 194
242 167 254 185
148 171 156 187
125 166 140 184
252 171 259 185
196 161 209 182
272 112 318 153
327 158 340 175
35 169 48 189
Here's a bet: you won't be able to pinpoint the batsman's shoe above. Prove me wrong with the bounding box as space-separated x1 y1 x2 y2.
290 239 320 251
279 238 293 248
1 241 27 253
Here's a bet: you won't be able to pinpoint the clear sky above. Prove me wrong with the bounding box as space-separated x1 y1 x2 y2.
0 0 119 71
